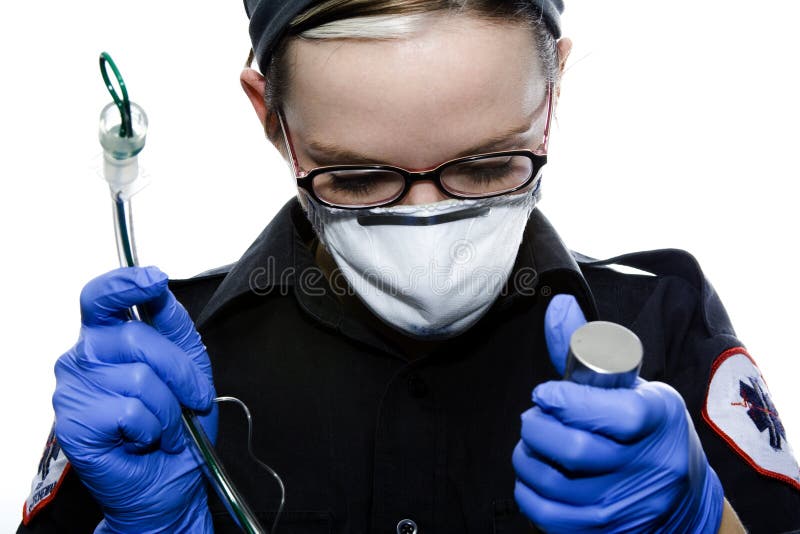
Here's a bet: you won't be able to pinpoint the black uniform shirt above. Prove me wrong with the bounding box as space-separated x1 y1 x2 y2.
19 199 800 533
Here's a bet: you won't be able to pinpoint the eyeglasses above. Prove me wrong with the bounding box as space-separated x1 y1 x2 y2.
278 83 553 209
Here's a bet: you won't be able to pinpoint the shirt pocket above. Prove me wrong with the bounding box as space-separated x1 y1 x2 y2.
212 509 334 534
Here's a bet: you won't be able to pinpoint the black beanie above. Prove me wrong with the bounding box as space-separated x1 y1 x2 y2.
243 0 564 72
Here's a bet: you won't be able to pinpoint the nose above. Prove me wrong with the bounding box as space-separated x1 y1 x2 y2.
399 181 449 206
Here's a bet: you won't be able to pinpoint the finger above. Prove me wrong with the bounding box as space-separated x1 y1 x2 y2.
89 361 186 454
80 266 169 327
54 386 161 458
513 441 622 506
144 288 212 380
544 294 587 376
117 397 168 454
514 480 614 534
84 321 214 411
520 406 631 474
532 380 667 442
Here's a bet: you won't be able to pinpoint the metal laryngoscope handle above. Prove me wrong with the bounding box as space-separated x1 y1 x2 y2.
564 320 643 389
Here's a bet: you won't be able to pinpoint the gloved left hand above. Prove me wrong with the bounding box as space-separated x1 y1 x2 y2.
512 294 725 533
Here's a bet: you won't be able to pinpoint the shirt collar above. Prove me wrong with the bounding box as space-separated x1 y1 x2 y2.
195 197 598 332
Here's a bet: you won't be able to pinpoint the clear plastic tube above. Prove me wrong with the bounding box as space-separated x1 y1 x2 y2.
101 92 269 533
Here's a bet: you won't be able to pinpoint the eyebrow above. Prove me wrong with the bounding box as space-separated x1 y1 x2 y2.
305 117 537 168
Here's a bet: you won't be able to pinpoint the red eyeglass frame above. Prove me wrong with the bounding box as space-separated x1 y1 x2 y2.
276 82 554 209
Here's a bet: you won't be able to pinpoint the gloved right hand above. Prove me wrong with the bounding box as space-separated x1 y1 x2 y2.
513 294 723 533
52 266 217 533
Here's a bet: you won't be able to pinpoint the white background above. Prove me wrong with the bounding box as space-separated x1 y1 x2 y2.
1 1 798 529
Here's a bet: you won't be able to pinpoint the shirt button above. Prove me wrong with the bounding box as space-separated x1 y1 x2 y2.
407 373 428 398
397 518 418 534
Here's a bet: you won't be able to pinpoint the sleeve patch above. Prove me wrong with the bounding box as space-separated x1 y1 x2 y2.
22 423 71 526
702 347 800 490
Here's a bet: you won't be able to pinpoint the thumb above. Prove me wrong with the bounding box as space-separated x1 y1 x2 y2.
544 294 587 376
148 289 214 384
145 288 206 358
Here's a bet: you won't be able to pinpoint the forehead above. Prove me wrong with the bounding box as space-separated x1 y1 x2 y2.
282 15 548 167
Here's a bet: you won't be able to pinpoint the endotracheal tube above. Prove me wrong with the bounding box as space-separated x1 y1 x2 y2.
96 52 278 534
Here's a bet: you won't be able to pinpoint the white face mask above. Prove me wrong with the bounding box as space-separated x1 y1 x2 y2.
304 188 539 339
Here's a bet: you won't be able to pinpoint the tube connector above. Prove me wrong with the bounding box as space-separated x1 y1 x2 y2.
99 101 148 194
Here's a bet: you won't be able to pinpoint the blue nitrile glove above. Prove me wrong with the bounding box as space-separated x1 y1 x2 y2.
512 294 724 533
52 266 217 533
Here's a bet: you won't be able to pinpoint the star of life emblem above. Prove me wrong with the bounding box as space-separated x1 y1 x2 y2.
703 348 800 490
734 376 786 450
22 423 71 525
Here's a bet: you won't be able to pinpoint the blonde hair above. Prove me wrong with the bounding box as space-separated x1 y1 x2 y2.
299 12 432 40
257 0 560 138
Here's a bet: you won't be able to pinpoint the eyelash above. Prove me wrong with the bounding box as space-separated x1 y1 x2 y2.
330 176 375 196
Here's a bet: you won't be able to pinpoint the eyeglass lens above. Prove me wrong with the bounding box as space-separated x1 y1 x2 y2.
312 154 534 207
